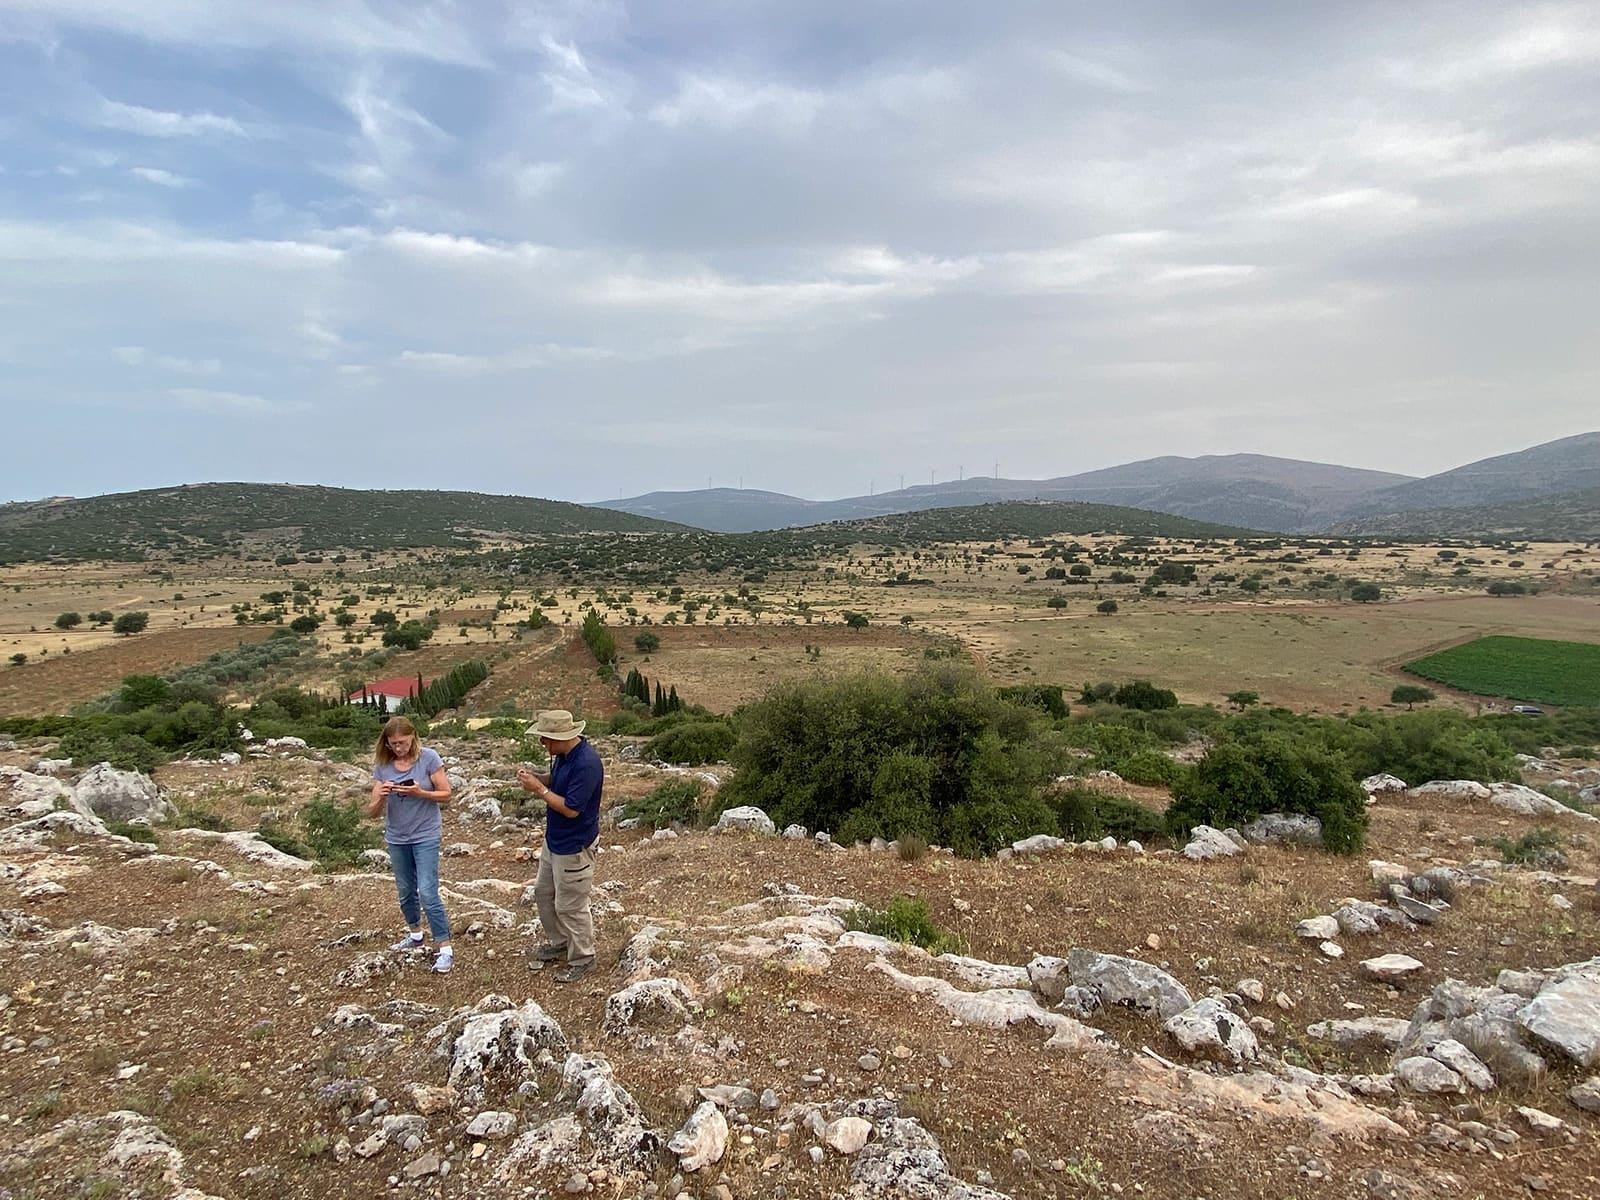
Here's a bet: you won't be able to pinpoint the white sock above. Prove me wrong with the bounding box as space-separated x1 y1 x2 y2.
405 931 423 943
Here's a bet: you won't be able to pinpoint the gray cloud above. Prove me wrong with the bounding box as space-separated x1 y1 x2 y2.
0 1 1596 503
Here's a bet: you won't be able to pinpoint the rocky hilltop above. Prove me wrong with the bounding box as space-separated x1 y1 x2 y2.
3 738 1599 1199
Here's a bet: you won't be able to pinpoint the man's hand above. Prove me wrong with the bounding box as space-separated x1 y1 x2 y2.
516 768 545 796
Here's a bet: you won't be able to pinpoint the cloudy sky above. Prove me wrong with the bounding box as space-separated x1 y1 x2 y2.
1 2 1597 505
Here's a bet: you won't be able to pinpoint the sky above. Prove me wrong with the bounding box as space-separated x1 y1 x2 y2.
1 1 1597 505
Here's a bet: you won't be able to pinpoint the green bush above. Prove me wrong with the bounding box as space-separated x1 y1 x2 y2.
1116 749 1184 787
1052 787 1169 843
623 780 702 828
177 807 230 832
255 818 309 860
1167 737 1368 853
645 720 735 765
717 665 1066 856
843 895 960 954
302 798 379 869
1113 680 1178 711
106 820 158 844
995 684 1068 719
1492 827 1564 867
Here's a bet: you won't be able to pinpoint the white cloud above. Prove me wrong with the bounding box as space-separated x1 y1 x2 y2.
538 33 617 112
97 99 248 138
649 75 825 130
168 387 301 416
127 165 194 188
1 0 490 66
114 345 220 374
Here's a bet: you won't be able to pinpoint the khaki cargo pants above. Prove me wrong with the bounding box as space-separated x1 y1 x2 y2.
534 843 596 967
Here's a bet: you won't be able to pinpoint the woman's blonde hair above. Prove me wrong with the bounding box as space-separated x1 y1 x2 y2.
375 716 419 766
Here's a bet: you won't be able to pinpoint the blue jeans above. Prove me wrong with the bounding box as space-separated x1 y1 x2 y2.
388 839 451 941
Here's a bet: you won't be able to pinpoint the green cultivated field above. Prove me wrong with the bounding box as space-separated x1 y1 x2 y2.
1405 635 1600 707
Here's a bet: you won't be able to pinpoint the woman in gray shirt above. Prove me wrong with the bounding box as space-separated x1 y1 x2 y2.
365 716 454 972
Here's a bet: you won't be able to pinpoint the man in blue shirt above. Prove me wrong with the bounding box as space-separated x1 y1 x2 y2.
517 709 604 983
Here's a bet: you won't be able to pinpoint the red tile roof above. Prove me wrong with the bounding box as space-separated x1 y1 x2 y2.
347 675 432 699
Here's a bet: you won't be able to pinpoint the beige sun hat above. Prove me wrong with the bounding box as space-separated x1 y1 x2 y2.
530 709 586 740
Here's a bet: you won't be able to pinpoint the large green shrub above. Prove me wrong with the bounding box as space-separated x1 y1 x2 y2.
717 665 1065 856
644 720 735 765
1167 737 1368 853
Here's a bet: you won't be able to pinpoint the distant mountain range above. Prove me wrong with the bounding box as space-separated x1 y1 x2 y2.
596 432 1600 538
0 483 686 561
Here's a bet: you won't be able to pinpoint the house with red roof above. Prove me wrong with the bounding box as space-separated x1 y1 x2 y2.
347 675 433 713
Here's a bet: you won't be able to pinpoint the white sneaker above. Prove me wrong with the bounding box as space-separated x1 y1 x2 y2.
432 947 454 974
390 933 424 952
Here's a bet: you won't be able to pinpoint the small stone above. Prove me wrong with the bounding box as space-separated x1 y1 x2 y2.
1320 941 1344 959
759 1088 779 1110
1297 916 1339 941
822 1116 872 1155
1360 954 1425 982
808 1145 825 1164
564 1172 587 1193
1237 979 1265 1003
402 1153 440 1180
857 1053 881 1072
1516 1106 1564 1134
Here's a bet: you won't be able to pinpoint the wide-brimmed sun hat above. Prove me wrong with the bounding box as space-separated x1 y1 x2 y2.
530 709 585 740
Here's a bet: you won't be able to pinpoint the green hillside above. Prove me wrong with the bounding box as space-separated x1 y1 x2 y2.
1330 487 1600 541
0 483 687 562
813 500 1257 543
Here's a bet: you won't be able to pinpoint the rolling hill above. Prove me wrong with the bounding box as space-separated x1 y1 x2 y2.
0 483 687 562
1331 486 1600 540
595 454 1414 533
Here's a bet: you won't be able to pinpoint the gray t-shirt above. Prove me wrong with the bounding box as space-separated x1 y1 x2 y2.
373 746 444 845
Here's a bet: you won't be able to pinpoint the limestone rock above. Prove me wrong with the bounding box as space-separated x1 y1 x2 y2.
1164 997 1259 1065
466 1111 517 1139
1297 916 1340 941
1307 1018 1409 1052
1517 969 1600 1067
429 996 569 1105
559 1052 660 1169
602 978 693 1037
1427 1038 1494 1090
1361 773 1408 797
1067 949 1193 1020
1395 1056 1464 1094
1182 825 1242 861
496 1116 583 1178
1410 780 1490 802
823 1116 873 1155
934 953 1031 991
1360 954 1425 983
1011 834 1066 855
714 806 776 835
72 764 176 825
668 1101 728 1172
1569 1076 1600 1113
1241 812 1323 847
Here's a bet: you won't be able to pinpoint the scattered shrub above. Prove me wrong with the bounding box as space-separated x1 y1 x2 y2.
255 818 309 860
106 821 158 844
843 895 960 954
623 780 702 828
177 807 230 832
301 798 380 868
1492 827 1564 868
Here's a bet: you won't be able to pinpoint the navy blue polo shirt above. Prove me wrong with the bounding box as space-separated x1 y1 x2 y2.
547 738 603 853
